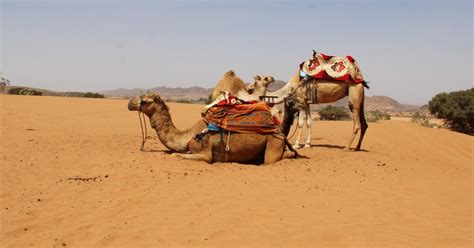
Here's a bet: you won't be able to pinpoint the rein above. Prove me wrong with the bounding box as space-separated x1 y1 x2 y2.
138 111 148 151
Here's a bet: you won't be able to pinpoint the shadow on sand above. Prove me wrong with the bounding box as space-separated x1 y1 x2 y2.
311 143 369 152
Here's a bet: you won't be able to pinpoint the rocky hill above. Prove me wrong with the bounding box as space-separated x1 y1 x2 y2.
100 86 212 100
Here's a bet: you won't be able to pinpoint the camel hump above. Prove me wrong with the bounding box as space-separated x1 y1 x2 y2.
223 70 236 78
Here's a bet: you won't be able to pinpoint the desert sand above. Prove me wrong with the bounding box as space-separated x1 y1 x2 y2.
1 94 472 248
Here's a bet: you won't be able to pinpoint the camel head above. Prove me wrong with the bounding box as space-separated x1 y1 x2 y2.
246 75 275 96
128 92 169 116
284 93 306 115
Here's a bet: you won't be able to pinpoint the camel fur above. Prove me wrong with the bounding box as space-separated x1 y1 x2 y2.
129 93 300 164
211 70 275 101
128 94 207 153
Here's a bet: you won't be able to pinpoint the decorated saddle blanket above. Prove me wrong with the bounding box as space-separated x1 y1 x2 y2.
202 93 278 134
300 52 364 83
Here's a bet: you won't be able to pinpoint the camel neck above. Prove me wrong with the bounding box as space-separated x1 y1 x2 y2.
265 72 301 104
266 82 295 104
279 105 296 136
146 105 190 153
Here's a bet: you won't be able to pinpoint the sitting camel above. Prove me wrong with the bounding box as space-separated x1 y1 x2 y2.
128 93 302 164
128 96 207 153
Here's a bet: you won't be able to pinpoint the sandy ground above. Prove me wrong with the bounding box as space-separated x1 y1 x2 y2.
1 94 472 248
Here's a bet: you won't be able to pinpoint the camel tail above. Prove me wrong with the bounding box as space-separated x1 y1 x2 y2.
361 81 370 89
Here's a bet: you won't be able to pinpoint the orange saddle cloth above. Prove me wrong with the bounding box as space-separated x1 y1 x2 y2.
203 101 278 134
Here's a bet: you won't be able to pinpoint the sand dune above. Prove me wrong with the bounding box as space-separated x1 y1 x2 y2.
1 95 472 248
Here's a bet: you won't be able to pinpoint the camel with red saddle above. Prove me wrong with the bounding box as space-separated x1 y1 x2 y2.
242 51 370 151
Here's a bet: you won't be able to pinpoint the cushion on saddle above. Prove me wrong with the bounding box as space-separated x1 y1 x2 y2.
203 101 278 134
300 52 365 83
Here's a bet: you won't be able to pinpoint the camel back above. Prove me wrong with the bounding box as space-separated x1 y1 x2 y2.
203 102 278 134
300 52 364 83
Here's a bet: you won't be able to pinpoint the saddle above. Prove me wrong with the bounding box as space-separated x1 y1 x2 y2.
300 51 365 84
202 93 279 134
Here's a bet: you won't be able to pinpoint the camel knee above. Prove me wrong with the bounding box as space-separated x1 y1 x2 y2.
306 118 312 128
353 125 361 135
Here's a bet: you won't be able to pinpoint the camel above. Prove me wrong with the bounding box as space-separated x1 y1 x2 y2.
128 92 302 164
245 62 369 151
211 70 275 101
290 74 369 151
128 94 207 153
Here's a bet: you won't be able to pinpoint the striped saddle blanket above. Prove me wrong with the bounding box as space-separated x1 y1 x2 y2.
202 94 278 134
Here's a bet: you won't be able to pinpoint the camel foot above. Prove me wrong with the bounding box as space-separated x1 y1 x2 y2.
304 143 312 148
170 153 180 158
292 144 303 149
343 147 353 152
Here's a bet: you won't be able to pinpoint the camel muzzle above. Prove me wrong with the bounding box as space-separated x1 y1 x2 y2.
128 100 140 111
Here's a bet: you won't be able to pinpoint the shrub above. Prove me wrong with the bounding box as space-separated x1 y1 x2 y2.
83 92 104 98
205 94 213 104
428 88 473 135
412 111 434 128
8 87 24 95
19 88 42 96
8 87 42 96
318 105 351 120
366 110 391 122
175 98 193 103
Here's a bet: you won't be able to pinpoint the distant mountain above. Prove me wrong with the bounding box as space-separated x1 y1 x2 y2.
100 82 420 112
101 86 213 100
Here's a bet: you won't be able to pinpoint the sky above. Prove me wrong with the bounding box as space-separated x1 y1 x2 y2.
1 0 472 104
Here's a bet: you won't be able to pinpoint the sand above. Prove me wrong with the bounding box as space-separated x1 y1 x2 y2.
1 94 472 248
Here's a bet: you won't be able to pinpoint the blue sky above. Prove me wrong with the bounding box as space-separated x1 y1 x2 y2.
1 0 472 104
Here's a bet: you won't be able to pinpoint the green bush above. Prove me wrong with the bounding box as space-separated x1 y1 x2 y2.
8 87 24 95
318 105 351 120
19 88 42 96
83 92 104 98
8 87 42 96
428 88 473 135
366 110 391 122
205 94 213 104
412 111 434 128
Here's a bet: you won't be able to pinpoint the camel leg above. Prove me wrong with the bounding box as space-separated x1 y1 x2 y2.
171 152 213 163
292 111 305 149
264 137 287 164
304 104 312 148
345 105 361 151
345 84 365 151
355 100 368 151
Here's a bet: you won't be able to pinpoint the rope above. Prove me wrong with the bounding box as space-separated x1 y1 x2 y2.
138 112 147 151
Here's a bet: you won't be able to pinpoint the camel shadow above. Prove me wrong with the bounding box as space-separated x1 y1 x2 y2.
311 143 369 152
140 149 171 153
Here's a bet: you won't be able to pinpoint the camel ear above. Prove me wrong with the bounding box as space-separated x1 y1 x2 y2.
254 75 261 81
312 50 317 57
153 95 161 102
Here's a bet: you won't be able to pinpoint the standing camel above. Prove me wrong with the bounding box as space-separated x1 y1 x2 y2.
128 93 301 164
245 63 369 151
